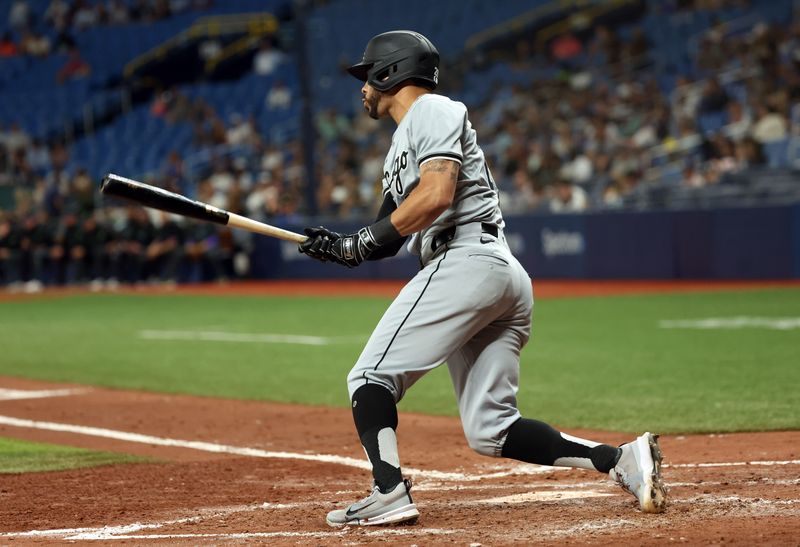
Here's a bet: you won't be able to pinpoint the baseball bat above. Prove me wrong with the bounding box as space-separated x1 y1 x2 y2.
100 173 306 243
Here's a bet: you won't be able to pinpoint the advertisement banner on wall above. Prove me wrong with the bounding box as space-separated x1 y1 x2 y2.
251 205 799 280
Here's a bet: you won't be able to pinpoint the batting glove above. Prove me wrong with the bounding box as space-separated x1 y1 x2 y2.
299 226 341 262
327 227 380 268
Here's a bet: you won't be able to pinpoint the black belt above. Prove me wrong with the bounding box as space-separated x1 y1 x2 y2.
431 222 499 252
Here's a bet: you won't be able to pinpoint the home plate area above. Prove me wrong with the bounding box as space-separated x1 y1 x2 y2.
0 379 798 545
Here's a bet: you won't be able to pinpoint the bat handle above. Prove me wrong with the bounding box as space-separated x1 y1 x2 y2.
227 213 307 243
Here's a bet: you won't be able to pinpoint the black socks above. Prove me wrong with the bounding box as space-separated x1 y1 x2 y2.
351 384 403 492
501 418 621 473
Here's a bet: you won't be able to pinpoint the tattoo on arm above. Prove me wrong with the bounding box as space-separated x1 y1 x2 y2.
421 159 459 179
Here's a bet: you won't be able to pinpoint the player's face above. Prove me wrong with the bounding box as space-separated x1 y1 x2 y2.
361 82 384 120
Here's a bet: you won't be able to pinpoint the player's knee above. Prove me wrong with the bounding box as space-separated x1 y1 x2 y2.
464 431 502 457
463 414 520 458
346 370 400 402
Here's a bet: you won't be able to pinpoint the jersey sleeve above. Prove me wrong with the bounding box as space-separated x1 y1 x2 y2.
409 98 466 167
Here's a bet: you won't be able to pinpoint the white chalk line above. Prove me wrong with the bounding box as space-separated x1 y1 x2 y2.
2 414 798 483
0 388 90 401
138 329 365 346
3 486 799 542
665 460 800 469
659 316 800 330
0 414 552 482
0 500 458 541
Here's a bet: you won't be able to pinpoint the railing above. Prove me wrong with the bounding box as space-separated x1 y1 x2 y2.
464 0 638 53
123 12 279 79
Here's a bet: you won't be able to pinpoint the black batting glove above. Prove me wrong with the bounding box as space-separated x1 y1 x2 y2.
327 227 380 268
299 226 341 262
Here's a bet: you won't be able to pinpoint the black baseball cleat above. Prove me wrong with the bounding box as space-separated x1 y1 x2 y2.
326 479 419 527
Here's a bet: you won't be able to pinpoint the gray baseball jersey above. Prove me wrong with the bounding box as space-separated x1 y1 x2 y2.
380 94 504 263
347 93 533 457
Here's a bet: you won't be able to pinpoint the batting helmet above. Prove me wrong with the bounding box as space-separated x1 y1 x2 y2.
347 30 439 92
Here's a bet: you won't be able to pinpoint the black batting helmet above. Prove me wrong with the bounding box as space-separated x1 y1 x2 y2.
347 30 439 92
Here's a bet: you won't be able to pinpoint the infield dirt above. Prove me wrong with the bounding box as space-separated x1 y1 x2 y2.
1 375 798 546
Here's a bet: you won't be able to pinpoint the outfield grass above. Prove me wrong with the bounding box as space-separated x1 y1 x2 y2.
0 289 798 434
0 437 149 473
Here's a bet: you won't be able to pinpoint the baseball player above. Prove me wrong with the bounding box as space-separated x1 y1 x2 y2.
300 30 667 527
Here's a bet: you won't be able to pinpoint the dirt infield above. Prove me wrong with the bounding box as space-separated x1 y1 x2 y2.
1 376 798 546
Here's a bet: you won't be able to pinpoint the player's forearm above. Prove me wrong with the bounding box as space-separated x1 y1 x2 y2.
386 159 458 237
389 184 452 236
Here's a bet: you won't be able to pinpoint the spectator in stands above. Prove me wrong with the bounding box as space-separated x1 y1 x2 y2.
50 211 85 285
551 31 582 63
266 79 292 110
0 33 19 57
722 100 751 141
161 150 187 192
198 37 222 64
253 38 284 76
48 141 69 171
681 162 706 188
20 30 52 57
590 25 621 65
673 76 703 119
72 0 99 30
4 123 32 156
57 46 91 83
184 221 226 282
316 109 351 143
9 1 32 30
71 168 95 216
698 78 730 113
146 212 183 284
751 104 788 143
19 211 51 290
78 212 113 289
550 176 588 213
734 136 767 168
226 114 259 149
107 0 131 24
0 214 23 290
601 181 623 208
708 134 739 175
117 207 153 284
44 0 70 30
500 169 542 214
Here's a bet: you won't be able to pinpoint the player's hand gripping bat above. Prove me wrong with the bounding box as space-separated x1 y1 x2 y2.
100 174 306 243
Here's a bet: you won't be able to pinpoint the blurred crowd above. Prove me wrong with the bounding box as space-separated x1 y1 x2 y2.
0 206 233 292
307 17 799 216
2 3 800 290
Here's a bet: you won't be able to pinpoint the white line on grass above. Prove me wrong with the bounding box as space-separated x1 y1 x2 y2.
138 329 364 345
0 388 89 401
0 415 552 481
659 316 800 330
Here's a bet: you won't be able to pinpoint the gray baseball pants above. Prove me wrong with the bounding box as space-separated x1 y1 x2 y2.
347 225 533 457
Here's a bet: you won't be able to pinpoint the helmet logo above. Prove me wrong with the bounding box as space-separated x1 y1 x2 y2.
433 67 439 85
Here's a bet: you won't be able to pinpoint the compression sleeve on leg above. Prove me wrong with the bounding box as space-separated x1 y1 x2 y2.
352 384 403 492
501 418 621 473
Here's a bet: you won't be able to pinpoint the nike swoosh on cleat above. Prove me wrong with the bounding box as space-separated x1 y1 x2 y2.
346 500 376 517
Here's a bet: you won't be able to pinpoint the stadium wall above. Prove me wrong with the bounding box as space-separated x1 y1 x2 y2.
252 205 800 280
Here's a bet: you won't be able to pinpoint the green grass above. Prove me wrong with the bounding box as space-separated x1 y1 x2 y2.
0 289 798 434
0 437 149 473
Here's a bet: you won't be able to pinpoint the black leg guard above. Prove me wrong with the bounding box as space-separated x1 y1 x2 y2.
351 384 403 492
501 418 620 473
